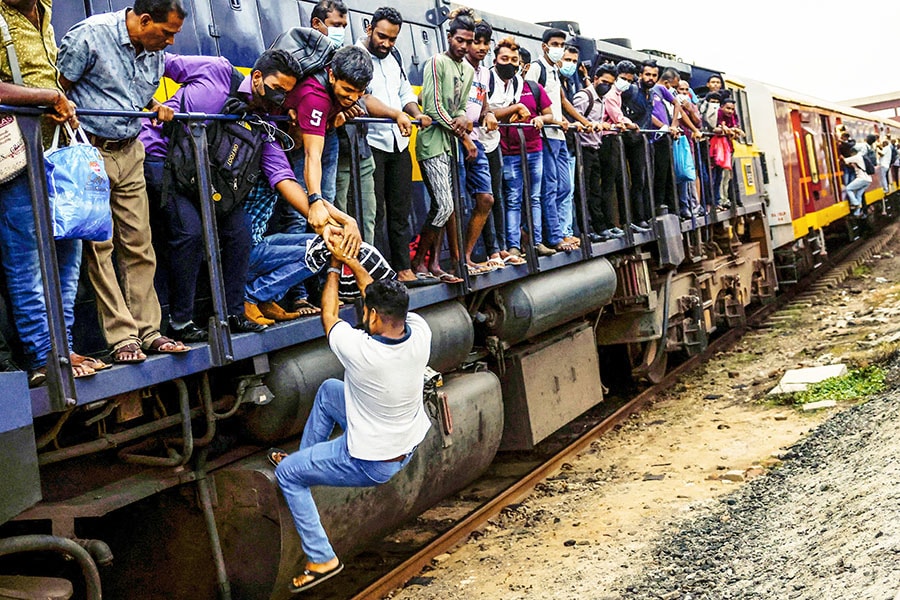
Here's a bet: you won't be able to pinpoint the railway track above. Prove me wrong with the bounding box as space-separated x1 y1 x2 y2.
347 220 899 600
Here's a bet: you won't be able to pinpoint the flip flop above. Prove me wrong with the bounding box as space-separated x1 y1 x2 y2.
292 299 322 318
71 353 111 372
466 263 494 276
267 447 288 468
402 271 441 287
502 254 527 266
486 257 506 269
288 561 344 594
144 335 190 354
432 271 464 284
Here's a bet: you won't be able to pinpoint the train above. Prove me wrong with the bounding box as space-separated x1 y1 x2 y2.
1 1 897 599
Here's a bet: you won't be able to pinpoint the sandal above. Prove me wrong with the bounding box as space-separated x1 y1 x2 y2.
267 447 288 468
466 263 494 276
288 561 344 594
71 353 111 372
503 254 527 266
432 271 464 284
554 241 578 253
289 299 322 318
113 342 146 364
144 336 189 354
486 257 506 269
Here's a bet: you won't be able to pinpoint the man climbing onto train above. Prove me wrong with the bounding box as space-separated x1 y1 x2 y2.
57 0 189 364
270 233 432 594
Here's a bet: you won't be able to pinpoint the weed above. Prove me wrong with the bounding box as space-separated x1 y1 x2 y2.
765 366 886 407
851 264 872 278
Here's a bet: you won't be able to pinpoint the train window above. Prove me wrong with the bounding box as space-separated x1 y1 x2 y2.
735 89 754 145
804 131 819 184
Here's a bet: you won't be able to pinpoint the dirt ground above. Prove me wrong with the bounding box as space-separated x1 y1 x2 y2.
389 232 900 600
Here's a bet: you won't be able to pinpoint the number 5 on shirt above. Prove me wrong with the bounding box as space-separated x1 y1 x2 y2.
310 109 323 128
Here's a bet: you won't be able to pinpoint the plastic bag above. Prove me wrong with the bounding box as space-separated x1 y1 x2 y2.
45 123 112 242
673 135 696 182
710 135 733 170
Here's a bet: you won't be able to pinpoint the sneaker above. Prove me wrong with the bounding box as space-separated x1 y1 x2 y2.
170 321 208 343
630 222 651 233
608 227 626 237
534 243 557 256
588 232 605 243
637 221 651 229
244 301 275 326
229 314 268 333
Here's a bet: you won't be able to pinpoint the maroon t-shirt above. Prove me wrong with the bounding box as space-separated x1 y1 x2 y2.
500 79 552 156
286 75 340 137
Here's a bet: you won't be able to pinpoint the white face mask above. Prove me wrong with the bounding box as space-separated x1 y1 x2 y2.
615 77 631 92
327 26 345 47
547 46 564 64
677 93 692 103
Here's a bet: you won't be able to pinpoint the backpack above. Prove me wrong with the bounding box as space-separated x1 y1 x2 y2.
162 68 282 216
863 146 877 175
573 88 595 120
270 27 336 79
533 60 548 87
389 47 407 81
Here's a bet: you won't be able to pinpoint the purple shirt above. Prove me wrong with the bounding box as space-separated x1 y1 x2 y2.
650 84 676 127
138 54 295 187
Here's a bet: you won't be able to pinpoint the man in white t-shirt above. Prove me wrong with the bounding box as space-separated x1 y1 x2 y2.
272 235 432 594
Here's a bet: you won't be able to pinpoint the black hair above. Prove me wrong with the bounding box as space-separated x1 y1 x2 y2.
331 46 374 89
474 20 493 43
720 95 735 105
371 6 403 29
563 44 580 55
311 0 347 23
594 63 616 79
839 143 857 158
134 0 186 22
518 46 531 63
640 59 659 73
660 68 680 82
542 28 567 44
616 59 636 76
866 133 879 145
706 90 722 102
707 73 723 84
448 7 476 34
365 279 409 322
253 49 303 79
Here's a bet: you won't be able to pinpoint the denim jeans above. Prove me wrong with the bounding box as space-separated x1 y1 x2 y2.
267 130 339 236
0 172 81 369
560 152 576 237
845 177 868 207
503 151 543 249
275 379 412 563
539 138 569 247
246 233 318 304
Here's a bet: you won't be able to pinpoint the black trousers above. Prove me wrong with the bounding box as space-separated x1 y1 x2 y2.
623 132 651 224
580 145 610 233
653 139 676 214
598 139 623 228
372 146 413 271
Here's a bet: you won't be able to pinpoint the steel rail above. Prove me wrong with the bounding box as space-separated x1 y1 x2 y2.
351 221 899 600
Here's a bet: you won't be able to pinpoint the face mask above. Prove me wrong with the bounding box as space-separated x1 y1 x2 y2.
677 93 692 103
615 78 631 92
560 62 577 78
495 62 518 81
263 83 286 107
595 82 612 97
327 26 345 47
547 46 564 64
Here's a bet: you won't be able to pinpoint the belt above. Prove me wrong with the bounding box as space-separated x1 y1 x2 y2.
88 134 137 152
385 453 409 463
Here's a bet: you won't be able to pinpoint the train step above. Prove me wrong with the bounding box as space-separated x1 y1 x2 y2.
0 575 72 600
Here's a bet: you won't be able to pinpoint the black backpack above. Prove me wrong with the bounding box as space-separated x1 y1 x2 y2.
162 68 282 216
270 27 336 79
863 146 877 175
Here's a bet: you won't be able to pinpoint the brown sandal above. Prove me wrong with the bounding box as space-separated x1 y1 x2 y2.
113 343 146 364
144 335 189 354
71 353 111 371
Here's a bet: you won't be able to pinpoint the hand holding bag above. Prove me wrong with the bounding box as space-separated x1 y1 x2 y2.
0 12 28 183
45 123 113 241
710 135 733 170
673 134 697 182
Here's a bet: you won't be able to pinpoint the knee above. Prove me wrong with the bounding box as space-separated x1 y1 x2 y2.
476 194 494 212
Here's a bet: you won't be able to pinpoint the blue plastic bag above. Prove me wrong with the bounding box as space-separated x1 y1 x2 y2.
45 124 112 242
673 134 697 183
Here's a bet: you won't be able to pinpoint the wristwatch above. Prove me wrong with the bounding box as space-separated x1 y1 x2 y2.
309 192 324 204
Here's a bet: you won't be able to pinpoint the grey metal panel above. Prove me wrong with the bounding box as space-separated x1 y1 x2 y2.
0 372 40 524
208 0 266 65
255 0 304 48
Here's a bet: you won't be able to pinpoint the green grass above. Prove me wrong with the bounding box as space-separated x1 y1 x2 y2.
851 264 872 277
770 366 887 406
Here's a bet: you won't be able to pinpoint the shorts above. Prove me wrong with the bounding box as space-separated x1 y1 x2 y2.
460 139 493 197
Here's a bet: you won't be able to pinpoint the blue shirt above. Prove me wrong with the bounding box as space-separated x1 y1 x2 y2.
57 9 166 139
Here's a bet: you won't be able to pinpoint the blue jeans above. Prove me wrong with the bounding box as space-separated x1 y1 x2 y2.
267 130 339 236
539 138 569 247
0 172 81 369
845 177 868 207
246 233 318 303
560 151 576 237
502 151 543 249
275 379 412 563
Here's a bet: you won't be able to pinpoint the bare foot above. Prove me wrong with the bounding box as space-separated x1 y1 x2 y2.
396 269 417 282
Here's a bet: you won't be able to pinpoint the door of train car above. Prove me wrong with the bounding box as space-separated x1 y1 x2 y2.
789 108 826 218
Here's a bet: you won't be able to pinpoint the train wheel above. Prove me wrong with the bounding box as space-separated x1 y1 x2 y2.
629 339 668 384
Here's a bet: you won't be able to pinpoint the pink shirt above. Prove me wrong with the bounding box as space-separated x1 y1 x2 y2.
600 86 632 135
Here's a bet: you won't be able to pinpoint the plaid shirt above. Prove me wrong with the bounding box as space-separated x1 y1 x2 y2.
244 179 281 246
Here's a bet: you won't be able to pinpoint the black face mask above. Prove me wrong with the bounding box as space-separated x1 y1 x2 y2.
595 82 612 97
263 83 286 107
495 62 518 81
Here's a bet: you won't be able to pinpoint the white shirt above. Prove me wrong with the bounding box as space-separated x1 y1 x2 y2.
477 68 519 153
525 55 564 141
878 144 893 169
328 312 432 460
845 153 872 183
359 39 418 153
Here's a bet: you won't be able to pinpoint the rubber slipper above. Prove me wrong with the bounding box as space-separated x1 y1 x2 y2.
112 342 146 364
267 447 288 468
502 255 527 266
144 335 190 354
486 257 506 269
71 353 111 372
433 271 463 284
288 561 344 594
466 263 494 276
402 276 441 288
292 299 322 317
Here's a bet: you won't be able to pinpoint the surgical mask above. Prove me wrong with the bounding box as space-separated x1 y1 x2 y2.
677 93 691 104
327 26 345 47
560 62 577 78
495 62 517 81
263 83 286 107
547 46 564 64
595 82 612 97
615 78 631 92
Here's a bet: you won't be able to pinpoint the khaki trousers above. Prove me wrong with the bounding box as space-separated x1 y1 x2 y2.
85 139 162 350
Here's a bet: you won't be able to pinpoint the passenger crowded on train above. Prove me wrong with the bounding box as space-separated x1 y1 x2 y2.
270 236 432 595
840 143 871 217
458 19 502 276
712 95 744 209
573 63 616 241
620 60 659 230
525 28 591 255
651 68 683 216
877 136 893 196
490 36 556 257
0 0 99 386
360 7 433 284
408 8 475 284
558 43 583 244
57 0 188 365
673 78 705 218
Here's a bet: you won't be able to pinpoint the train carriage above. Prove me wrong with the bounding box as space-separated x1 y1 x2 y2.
0 2 894 599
